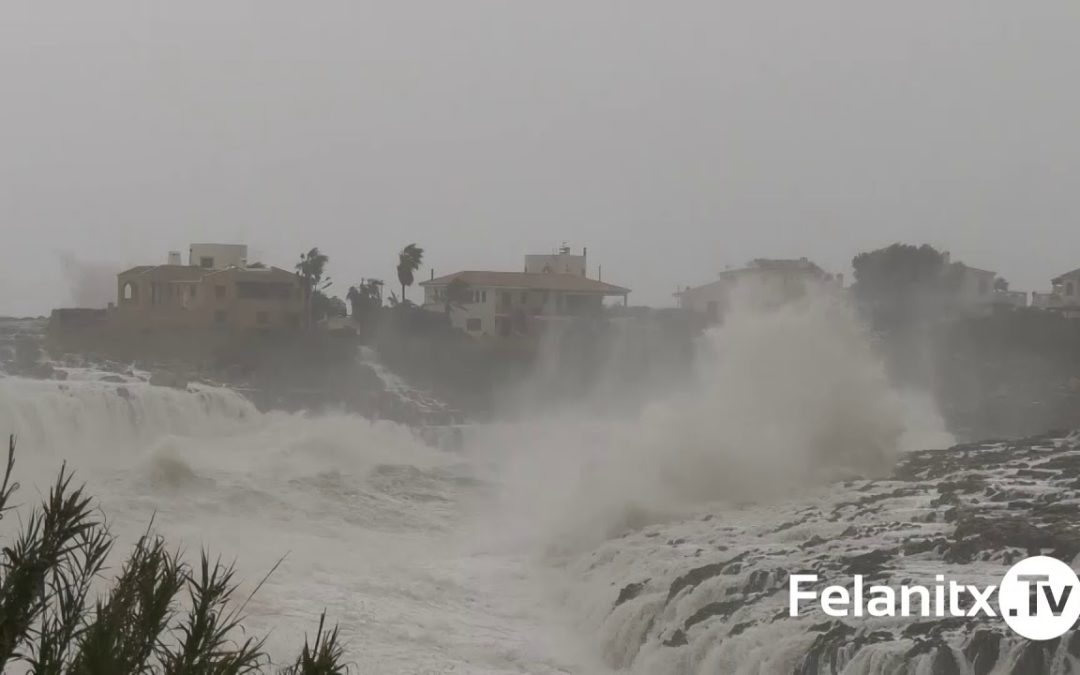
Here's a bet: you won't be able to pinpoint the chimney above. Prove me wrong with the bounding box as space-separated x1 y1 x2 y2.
167 251 182 265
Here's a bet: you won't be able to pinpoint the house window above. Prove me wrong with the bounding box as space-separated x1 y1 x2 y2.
500 291 511 306
1069 282 1076 296
520 292 528 304
200 257 214 269
466 318 482 332
215 285 226 299
214 310 227 324
122 282 135 302
256 311 269 325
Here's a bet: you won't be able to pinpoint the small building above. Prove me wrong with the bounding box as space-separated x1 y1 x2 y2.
940 253 1028 314
188 243 248 270
524 244 587 276
1033 267 1080 317
946 262 1001 315
420 262 629 338
676 258 837 322
115 246 303 330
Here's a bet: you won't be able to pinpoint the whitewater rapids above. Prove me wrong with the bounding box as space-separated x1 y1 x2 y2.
0 373 604 674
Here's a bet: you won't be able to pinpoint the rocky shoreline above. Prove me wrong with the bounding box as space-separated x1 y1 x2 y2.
573 431 1080 674
1 316 462 429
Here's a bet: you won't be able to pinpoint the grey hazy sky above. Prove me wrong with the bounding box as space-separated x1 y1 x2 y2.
3 1 1080 315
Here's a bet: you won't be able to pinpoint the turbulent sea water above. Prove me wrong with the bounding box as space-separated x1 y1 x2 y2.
11 292 1075 674
0 367 607 674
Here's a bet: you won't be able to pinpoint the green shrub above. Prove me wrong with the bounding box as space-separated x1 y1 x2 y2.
0 435 350 674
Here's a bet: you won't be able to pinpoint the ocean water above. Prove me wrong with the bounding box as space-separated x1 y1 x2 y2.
0 289 960 674
0 372 605 674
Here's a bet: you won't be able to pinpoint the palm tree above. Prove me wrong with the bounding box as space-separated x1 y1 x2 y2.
296 247 330 329
347 278 384 321
396 244 424 304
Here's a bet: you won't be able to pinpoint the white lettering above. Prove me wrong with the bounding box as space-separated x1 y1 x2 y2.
789 575 819 617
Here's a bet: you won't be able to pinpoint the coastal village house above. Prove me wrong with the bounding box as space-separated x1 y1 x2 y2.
420 247 630 337
115 244 304 330
676 258 840 322
947 261 1001 315
1033 267 1080 317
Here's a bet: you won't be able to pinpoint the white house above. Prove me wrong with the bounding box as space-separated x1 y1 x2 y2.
1032 267 1080 316
948 262 998 314
945 256 1026 313
421 257 629 338
676 258 838 321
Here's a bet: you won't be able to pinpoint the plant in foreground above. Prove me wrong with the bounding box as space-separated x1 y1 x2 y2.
0 435 351 674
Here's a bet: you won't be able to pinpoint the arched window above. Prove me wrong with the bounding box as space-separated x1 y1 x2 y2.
122 282 136 302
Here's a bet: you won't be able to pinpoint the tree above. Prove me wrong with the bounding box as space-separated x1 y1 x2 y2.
312 292 347 323
296 248 331 329
994 277 1010 292
851 243 955 330
0 435 348 673
443 277 471 318
396 244 424 304
347 279 384 322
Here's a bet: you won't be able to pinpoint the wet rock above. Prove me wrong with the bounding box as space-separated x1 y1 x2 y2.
149 371 189 389
1010 641 1048 675
800 535 827 549
931 645 962 675
962 629 1002 675
843 548 896 575
614 580 649 609
665 552 749 602
797 622 856 675
683 599 742 631
592 430 1080 674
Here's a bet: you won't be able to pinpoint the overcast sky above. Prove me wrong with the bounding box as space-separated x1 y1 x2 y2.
2 1 1079 315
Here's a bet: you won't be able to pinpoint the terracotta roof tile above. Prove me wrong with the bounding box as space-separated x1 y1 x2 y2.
422 271 629 294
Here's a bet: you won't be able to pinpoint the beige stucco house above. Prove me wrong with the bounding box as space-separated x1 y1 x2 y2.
115 245 303 330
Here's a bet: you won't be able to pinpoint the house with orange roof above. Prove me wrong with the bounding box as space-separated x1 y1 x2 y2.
420 248 629 337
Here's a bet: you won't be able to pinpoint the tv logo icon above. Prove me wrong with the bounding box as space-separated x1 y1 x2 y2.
999 556 1080 640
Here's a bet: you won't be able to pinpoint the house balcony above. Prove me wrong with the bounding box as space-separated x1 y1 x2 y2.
1031 292 1080 311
